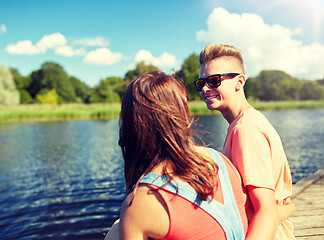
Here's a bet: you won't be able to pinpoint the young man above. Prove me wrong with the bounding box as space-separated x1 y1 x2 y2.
196 44 295 240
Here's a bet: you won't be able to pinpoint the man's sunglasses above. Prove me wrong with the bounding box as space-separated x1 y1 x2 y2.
194 73 240 91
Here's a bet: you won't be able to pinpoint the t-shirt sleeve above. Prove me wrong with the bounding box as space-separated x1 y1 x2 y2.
230 124 275 190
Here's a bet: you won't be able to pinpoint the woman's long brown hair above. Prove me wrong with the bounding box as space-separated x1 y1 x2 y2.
119 71 218 201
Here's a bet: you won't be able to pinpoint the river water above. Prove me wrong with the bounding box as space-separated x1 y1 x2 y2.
0 108 323 239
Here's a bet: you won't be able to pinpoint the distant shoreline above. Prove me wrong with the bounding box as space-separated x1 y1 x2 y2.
1 100 324 124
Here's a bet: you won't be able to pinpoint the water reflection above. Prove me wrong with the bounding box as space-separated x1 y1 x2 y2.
0 120 124 239
263 109 324 184
0 109 323 239
192 114 228 151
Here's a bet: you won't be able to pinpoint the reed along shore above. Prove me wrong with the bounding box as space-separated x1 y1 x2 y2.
1 100 324 123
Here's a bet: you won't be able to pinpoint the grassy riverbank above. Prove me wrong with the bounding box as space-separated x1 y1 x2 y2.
0 103 122 123
0 100 324 123
189 100 324 115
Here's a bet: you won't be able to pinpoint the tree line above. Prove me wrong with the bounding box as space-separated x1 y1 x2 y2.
1 53 324 105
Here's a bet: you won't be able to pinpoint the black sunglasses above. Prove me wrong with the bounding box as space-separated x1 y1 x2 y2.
194 73 240 91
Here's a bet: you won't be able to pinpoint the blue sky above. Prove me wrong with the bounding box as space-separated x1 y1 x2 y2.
0 0 323 86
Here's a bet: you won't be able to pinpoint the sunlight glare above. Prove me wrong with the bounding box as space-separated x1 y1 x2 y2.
301 0 324 42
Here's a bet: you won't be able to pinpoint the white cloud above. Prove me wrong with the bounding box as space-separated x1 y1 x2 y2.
5 32 67 55
196 7 324 80
55 45 86 57
0 24 7 35
6 40 41 55
83 48 124 66
134 49 177 66
72 37 110 47
36 32 67 50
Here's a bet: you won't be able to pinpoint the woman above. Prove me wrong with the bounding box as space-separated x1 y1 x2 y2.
106 71 250 240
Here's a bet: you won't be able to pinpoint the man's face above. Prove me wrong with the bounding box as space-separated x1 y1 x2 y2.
199 57 239 111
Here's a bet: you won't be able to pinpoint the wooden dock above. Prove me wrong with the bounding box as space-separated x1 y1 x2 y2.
291 169 324 239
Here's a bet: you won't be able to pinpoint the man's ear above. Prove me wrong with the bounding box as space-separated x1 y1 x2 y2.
235 74 246 91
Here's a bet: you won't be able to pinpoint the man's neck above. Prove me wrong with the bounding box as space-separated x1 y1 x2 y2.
222 98 253 124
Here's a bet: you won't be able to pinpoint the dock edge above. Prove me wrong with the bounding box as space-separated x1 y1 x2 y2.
292 169 324 199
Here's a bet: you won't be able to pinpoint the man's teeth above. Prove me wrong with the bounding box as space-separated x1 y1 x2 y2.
206 95 218 100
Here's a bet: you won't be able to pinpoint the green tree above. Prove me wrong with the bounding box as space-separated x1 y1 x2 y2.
28 62 77 103
70 76 89 102
10 68 34 104
88 77 124 103
259 70 285 100
19 89 34 104
244 77 263 100
177 53 200 100
258 70 301 101
300 81 324 100
280 77 302 100
124 61 159 83
36 89 59 104
0 65 20 105
317 78 324 86
10 68 20 80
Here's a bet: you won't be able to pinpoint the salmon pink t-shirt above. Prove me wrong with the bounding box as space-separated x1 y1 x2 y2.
223 108 295 240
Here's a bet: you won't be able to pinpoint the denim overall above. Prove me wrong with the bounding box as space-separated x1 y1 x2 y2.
139 148 245 240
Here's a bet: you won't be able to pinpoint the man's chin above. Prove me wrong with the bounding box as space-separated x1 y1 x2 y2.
206 104 219 111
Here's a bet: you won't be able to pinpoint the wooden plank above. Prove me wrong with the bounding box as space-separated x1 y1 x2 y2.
292 215 324 229
293 209 324 217
291 169 324 239
296 235 324 240
294 227 324 236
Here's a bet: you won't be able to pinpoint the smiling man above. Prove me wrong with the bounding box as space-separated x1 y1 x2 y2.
196 44 296 240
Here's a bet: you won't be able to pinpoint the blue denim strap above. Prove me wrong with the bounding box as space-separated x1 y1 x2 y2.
205 148 245 239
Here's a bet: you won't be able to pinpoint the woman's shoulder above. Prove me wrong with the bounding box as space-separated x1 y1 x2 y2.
120 184 170 239
121 184 167 215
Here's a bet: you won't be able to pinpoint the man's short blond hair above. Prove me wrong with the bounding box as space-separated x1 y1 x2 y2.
199 44 244 71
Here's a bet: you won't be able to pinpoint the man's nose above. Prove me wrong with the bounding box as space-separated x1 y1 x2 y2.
201 81 211 91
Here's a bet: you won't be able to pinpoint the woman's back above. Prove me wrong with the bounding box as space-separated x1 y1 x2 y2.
120 147 249 240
